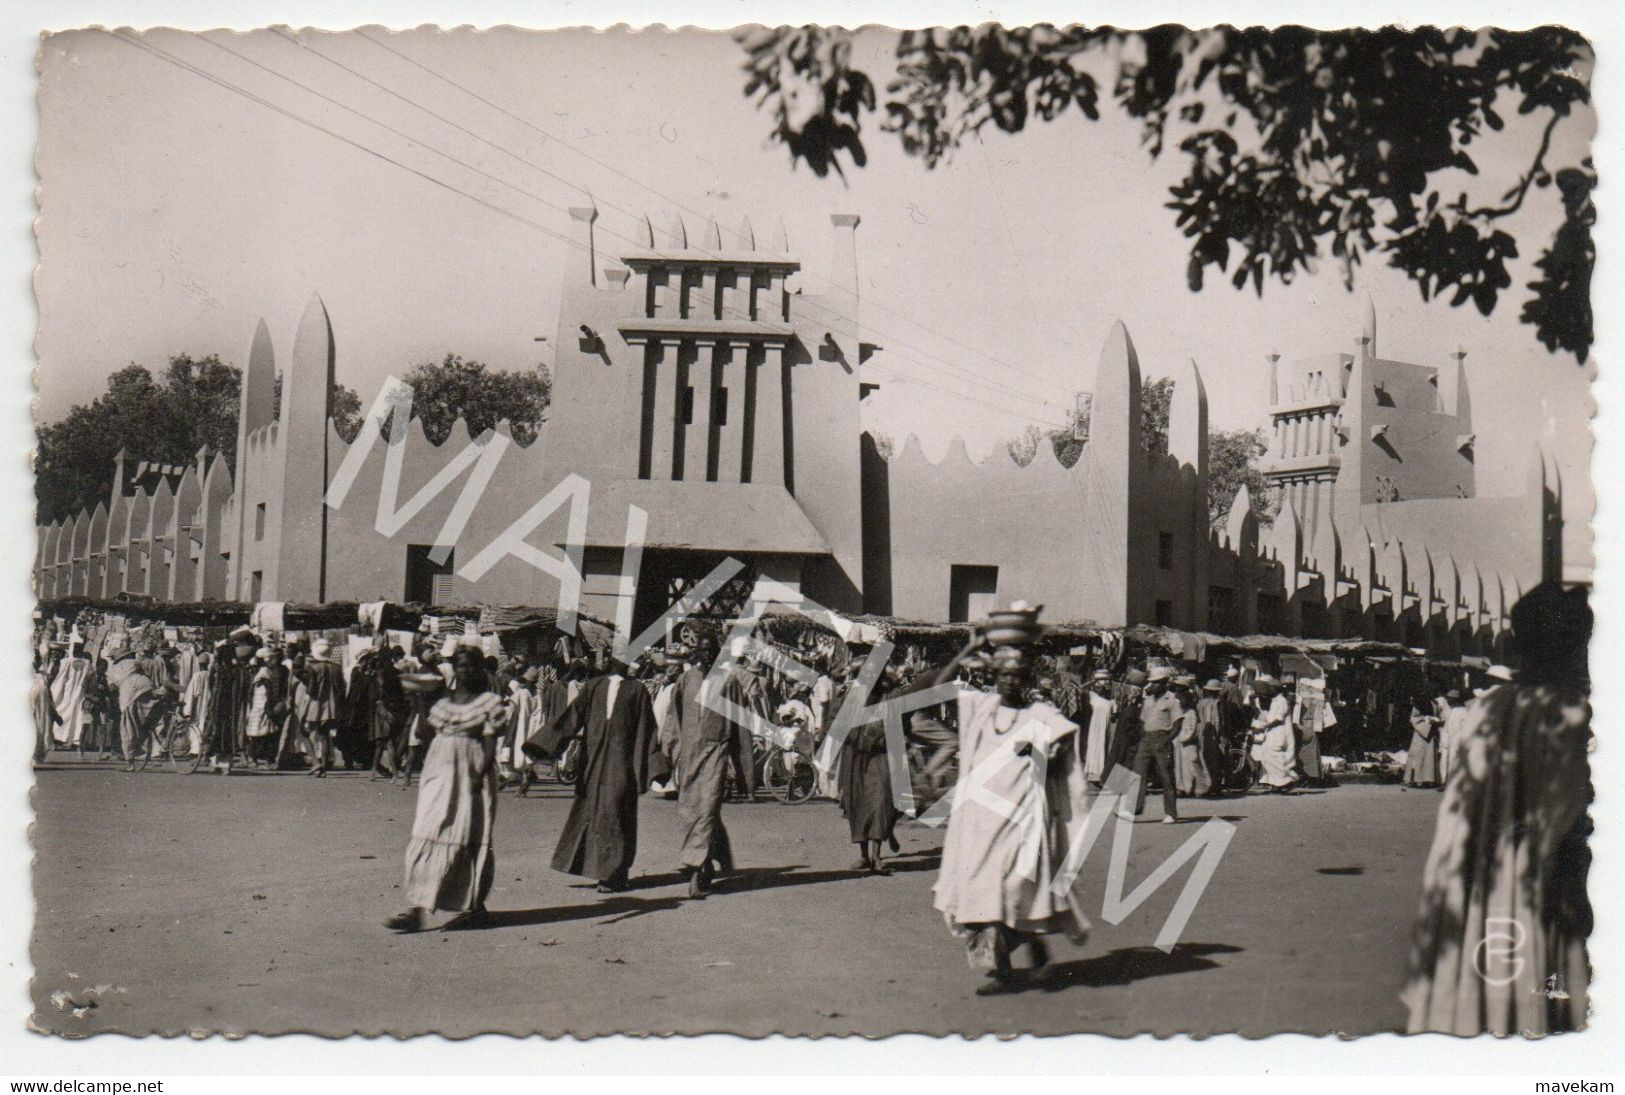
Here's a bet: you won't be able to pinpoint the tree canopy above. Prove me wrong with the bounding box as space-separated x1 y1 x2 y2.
1207 427 1278 529
740 24 1593 361
383 354 552 446
36 354 247 524
1003 375 1276 527
35 353 551 525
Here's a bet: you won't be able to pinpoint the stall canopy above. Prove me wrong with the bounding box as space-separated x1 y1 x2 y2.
40 595 1407 664
38 596 614 647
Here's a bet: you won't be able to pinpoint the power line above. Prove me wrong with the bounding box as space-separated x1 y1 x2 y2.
199 29 1069 417
103 28 1068 430
99 29 578 252
284 28 1073 412
348 27 1078 400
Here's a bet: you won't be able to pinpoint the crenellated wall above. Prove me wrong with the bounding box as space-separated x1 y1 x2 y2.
868 322 1213 630
34 216 1562 659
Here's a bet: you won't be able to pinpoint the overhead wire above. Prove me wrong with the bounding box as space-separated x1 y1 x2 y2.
270 27 1073 416
104 27 1071 430
347 27 1079 399
228 28 1073 422
203 27 1064 418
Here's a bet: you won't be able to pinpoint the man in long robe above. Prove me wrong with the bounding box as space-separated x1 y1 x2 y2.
1251 676 1298 790
663 641 757 898
49 643 92 749
202 636 256 774
541 662 671 892
301 639 347 776
1082 670 1113 786
929 637 1090 994
1196 680 1228 794
1436 688 1469 785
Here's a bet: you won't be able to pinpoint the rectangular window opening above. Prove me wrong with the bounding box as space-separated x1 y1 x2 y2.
405 544 456 605
948 564 999 624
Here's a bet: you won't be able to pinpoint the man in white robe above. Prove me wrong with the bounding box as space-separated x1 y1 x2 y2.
49 643 92 749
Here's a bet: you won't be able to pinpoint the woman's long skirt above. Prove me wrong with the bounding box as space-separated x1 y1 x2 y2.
1173 738 1211 796
1404 730 1439 786
403 734 496 912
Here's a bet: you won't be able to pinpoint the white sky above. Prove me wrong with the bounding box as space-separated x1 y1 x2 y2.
35 25 1594 525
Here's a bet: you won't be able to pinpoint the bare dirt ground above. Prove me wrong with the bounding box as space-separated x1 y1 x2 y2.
30 758 1439 1038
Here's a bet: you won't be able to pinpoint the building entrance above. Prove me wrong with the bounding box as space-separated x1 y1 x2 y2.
630 549 760 640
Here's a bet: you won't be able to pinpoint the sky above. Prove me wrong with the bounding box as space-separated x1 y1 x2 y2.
34 25 1595 534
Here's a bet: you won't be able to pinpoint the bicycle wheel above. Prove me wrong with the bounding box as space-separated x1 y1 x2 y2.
166 717 192 772
555 739 582 784
760 747 791 802
188 734 212 774
782 758 817 804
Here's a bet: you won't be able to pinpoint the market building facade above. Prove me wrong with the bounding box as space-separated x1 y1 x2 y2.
35 209 1568 659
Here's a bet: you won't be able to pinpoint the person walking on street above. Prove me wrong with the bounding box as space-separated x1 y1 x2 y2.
662 637 756 899
541 655 670 893
386 646 507 933
1123 666 1181 823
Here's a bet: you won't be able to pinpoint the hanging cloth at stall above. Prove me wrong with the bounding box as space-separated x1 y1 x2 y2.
250 602 286 634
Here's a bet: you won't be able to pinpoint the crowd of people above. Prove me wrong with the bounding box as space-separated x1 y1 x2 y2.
29 583 1592 1020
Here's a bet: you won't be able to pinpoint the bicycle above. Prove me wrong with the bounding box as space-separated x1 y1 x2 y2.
127 694 188 773
759 743 817 804
552 736 583 785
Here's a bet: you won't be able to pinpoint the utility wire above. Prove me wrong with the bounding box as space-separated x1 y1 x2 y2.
104 28 1070 430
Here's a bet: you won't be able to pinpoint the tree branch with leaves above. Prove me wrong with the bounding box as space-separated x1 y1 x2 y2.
739 23 1593 361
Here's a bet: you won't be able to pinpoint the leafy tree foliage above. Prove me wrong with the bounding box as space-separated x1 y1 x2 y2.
738 24 1593 360
1207 427 1278 529
1007 376 1275 524
384 354 552 446
37 353 364 524
1048 375 1174 466
38 355 238 523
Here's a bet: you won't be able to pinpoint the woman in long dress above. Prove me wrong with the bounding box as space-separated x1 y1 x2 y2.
1403 694 1442 787
1403 581 1591 1034
1172 679 1210 796
838 717 901 873
32 653 61 764
930 633 1090 994
386 646 506 933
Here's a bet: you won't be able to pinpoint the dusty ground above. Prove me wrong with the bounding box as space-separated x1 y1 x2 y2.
30 756 1441 1038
